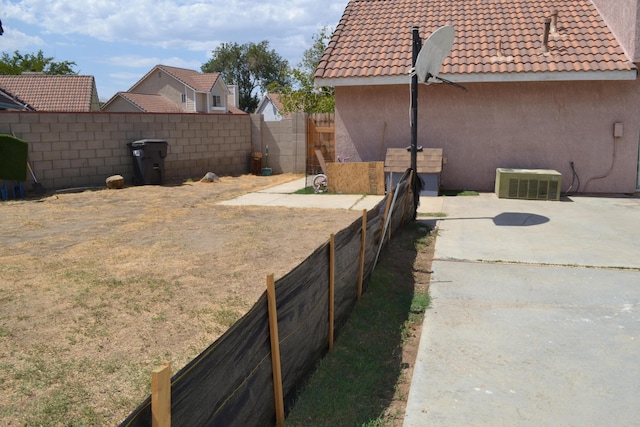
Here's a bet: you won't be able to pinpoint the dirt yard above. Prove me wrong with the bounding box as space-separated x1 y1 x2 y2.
0 174 371 425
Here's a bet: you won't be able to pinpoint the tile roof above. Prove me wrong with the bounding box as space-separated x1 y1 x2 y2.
227 105 248 115
265 93 285 112
256 92 291 117
384 148 443 173
316 0 637 84
0 74 99 111
115 92 184 113
132 65 221 93
0 87 31 110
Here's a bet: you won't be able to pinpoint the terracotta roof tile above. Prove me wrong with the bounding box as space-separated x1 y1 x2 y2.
0 74 98 111
155 65 220 92
117 93 184 113
316 0 636 83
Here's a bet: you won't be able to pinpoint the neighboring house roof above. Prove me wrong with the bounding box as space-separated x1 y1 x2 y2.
227 105 247 115
130 65 221 93
0 87 32 110
111 92 184 113
255 93 289 119
315 0 638 86
0 74 99 111
265 93 285 112
101 64 244 114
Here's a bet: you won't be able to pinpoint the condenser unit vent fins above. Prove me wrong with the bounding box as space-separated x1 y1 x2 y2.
496 168 562 201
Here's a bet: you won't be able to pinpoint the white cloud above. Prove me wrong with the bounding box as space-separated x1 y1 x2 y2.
104 54 201 70
2 0 348 100
0 24 46 51
2 0 347 51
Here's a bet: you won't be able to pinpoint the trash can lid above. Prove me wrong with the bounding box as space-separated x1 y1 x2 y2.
128 139 168 147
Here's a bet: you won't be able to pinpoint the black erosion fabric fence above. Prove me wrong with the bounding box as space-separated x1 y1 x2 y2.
120 170 415 427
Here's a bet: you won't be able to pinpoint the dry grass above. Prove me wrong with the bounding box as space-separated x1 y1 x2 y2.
0 174 363 425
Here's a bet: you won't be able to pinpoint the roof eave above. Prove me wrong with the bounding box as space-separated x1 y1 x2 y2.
316 70 638 87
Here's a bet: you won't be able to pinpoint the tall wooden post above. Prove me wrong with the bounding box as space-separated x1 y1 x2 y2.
329 233 335 350
266 274 285 427
358 210 367 300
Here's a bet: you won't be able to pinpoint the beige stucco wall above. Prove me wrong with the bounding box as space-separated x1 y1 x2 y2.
0 112 251 190
135 70 190 111
335 80 640 193
104 97 143 113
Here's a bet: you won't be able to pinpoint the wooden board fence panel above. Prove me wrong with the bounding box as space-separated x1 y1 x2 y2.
307 113 335 174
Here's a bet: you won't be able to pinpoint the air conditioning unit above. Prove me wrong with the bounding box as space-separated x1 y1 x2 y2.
495 168 562 200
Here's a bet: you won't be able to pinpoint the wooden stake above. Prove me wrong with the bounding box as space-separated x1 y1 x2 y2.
152 361 171 427
358 210 367 300
266 274 285 427
329 233 335 350
380 187 394 244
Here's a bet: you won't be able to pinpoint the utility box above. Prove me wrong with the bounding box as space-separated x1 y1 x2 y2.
495 168 561 200
127 139 168 185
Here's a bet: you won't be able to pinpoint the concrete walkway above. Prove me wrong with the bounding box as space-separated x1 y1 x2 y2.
220 178 640 425
405 194 640 426
219 177 384 211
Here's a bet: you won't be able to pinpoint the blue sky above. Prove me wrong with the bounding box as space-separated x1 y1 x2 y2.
0 0 348 101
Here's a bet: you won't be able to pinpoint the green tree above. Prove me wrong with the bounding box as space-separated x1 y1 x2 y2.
202 41 290 112
0 50 77 75
270 27 335 114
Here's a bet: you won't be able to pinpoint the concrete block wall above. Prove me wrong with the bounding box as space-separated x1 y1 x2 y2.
254 112 307 174
0 112 252 190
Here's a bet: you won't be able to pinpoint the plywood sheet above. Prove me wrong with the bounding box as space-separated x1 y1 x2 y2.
326 162 385 195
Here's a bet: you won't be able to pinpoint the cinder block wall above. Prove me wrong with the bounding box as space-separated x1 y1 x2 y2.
0 112 252 190
254 112 307 174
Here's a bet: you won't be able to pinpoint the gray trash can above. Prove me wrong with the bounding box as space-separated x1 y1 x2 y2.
126 139 168 185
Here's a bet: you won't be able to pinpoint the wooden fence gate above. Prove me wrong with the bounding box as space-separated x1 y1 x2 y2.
307 113 335 174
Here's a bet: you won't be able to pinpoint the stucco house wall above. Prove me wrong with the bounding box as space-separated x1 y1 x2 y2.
335 79 640 193
256 101 282 122
133 70 192 111
103 97 143 113
592 0 640 62
317 0 640 194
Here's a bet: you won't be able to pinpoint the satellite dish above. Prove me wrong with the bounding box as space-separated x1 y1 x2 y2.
415 25 455 84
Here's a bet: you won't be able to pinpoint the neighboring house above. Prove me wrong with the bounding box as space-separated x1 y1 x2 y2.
101 65 243 114
255 93 287 121
315 0 640 193
0 74 100 111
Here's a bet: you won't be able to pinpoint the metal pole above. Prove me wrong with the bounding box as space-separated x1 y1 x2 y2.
410 26 422 218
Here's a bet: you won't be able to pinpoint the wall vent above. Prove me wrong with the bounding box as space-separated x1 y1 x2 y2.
495 168 562 200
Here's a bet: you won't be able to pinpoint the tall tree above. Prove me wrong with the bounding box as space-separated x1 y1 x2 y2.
270 27 335 114
202 41 290 112
0 50 77 75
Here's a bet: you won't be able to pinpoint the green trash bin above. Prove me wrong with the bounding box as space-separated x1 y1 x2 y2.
0 134 28 181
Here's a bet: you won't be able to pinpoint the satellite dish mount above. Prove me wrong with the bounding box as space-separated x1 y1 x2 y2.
409 25 458 217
